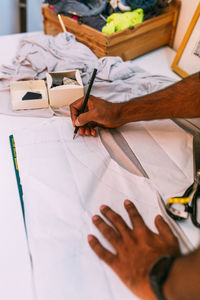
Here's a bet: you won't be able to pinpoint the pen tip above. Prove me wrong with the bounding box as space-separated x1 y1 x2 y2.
73 134 76 140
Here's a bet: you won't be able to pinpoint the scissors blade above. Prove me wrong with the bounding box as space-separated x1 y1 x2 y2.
111 128 149 178
99 128 149 178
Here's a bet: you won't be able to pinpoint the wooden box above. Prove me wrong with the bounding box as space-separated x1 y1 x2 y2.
42 1 180 61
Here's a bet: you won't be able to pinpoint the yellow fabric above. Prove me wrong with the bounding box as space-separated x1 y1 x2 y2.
102 8 144 35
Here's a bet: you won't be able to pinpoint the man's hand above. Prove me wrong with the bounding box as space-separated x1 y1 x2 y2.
70 95 124 136
88 200 181 300
70 73 200 137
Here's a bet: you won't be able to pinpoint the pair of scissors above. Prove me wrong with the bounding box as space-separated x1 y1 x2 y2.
166 132 200 228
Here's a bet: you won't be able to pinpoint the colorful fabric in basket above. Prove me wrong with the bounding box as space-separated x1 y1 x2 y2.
102 8 144 34
127 0 157 12
45 0 107 17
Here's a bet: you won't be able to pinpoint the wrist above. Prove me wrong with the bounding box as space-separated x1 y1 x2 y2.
149 255 177 300
163 249 200 300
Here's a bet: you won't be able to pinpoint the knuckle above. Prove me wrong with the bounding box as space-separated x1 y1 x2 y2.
102 226 114 237
136 226 148 237
113 215 127 229
130 211 140 221
106 254 116 266
112 213 121 223
95 108 102 119
127 206 137 216
102 227 120 242
94 243 103 255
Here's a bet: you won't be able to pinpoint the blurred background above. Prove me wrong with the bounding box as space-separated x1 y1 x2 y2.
0 0 199 51
0 0 43 35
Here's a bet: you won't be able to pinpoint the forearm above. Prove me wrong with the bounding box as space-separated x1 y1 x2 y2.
119 72 200 124
163 247 200 300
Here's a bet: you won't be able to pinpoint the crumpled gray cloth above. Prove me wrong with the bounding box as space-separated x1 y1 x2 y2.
0 32 97 87
95 56 175 102
45 0 107 17
0 32 175 118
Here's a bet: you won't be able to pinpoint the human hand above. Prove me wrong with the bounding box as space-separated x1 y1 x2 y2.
70 95 124 137
88 200 181 300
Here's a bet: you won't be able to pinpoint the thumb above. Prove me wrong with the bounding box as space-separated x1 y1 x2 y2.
75 110 95 126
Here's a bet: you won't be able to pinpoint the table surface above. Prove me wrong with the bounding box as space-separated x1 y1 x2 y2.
0 32 181 300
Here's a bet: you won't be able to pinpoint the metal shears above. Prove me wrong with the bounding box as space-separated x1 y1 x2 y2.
166 132 200 228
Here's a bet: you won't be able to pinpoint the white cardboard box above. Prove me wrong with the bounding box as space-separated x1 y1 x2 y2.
46 70 84 108
10 80 49 110
10 70 84 110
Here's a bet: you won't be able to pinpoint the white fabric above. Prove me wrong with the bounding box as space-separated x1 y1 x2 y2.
13 116 200 300
119 120 200 247
119 120 193 198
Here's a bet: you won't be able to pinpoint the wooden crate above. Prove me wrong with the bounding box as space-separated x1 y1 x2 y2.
42 1 180 61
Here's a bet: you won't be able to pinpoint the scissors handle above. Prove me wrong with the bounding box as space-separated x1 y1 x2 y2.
191 186 200 228
166 181 200 228
166 183 194 221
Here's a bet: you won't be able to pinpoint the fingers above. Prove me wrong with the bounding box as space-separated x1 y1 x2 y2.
70 98 84 127
70 105 79 127
155 216 180 252
70 97 96 128
78 127 85 136
155 215 177 241
88 234 116 265
91 128 97 137
100 205 131 236
70 99 97 137
92 215 121 249
124 200 146 229
75 110 96 127
78 127 97 137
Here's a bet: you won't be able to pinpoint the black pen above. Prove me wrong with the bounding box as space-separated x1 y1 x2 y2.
73 68 97 139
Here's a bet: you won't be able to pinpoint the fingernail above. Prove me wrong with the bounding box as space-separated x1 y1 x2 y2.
156 215 163 221
88 235 93 242
91 130 96 137
92 215 100 222
124 200 132 206
100 205 108 212
75 119 80 126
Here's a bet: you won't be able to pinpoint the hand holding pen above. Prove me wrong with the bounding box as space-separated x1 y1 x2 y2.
73 68 97 139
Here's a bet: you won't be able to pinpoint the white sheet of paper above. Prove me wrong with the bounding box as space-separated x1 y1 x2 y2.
13 117 199 300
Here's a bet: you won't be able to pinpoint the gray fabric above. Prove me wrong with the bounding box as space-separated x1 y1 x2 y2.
0 32 175 117
94 56 175 102
0 33 97 87
47 0 107 17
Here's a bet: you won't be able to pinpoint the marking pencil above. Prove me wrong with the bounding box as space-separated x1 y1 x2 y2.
73 68 97 139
